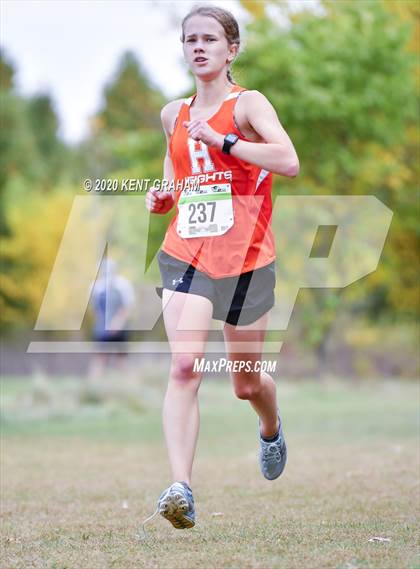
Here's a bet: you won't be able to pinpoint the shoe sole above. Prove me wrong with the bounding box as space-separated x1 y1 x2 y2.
158 490 195 529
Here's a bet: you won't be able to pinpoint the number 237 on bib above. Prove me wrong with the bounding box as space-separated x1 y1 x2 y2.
177 183 234 238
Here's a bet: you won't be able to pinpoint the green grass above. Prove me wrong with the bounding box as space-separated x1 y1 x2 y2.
1 376 419 569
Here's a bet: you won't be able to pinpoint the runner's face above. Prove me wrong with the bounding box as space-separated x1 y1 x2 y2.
183 15 235 81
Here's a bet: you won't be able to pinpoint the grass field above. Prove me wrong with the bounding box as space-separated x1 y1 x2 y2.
1 375 419 569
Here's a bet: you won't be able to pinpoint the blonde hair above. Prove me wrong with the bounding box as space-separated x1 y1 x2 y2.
180 4 240 84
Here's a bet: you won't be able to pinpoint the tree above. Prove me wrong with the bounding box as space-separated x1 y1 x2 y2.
0 47 15 90
0 50 75 330
95 51 164 135
26 94 67 188
235 0 418 361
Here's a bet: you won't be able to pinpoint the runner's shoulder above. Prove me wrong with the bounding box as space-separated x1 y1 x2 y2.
237 89 270 108
236 90 276 126
161 99 185 135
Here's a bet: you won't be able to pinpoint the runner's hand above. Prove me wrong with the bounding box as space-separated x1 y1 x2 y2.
183 120 224 149
145 187 174 214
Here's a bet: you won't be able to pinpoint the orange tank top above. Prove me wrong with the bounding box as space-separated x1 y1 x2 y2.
161 84 276 278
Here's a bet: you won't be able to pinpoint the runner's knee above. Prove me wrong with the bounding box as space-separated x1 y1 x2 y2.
233 375 262 400
170 353 202 384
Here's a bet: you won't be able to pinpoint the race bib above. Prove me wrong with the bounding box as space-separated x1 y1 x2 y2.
177 183 234 238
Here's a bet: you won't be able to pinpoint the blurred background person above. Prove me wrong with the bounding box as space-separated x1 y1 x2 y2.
88 257 135 379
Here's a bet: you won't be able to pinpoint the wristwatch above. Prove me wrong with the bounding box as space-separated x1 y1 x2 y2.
222 133 239 154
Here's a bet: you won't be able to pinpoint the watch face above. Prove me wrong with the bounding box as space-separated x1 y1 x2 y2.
226 134 238 143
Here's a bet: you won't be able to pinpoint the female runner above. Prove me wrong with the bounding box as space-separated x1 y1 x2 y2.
143 4 299 531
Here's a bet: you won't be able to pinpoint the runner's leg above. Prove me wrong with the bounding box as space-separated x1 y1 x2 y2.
223 312 279 438
162 289 213 487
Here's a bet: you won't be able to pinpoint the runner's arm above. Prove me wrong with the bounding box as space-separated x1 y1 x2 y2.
217 91 299 177
161 103 176 191
145 103 178 214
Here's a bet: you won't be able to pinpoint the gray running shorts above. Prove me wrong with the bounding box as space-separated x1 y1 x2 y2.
156 249 275 326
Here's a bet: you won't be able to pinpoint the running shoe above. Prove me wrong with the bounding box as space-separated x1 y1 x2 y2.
259 411 287 480
157 481 195 529
138 481 195 539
